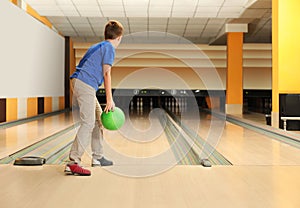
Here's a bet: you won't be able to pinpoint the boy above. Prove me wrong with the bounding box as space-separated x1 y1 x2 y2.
65 20 123 176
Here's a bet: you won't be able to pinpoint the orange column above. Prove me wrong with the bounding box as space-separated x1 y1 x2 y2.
226 32 244 114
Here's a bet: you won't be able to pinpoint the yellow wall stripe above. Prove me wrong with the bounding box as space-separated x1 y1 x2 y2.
26 4 52 28
27 97 37 117
44 97 52 113
59 97 65 110
10 0 18 5
6 98 18 122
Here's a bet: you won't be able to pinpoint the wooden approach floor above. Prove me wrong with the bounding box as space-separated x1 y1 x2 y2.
1 165 300 208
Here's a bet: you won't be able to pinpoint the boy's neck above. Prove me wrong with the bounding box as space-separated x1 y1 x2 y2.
106 38 120 49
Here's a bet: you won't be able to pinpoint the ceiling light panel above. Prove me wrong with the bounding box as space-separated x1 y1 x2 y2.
72 0 98 5
194 7 219 17
219 6 243 13
68 17 89 24
24 0 57 5
168 18 188 25
93 29 103 36
37 9 64 16
56 2 77 16
97 0 122 4
205 24 222 30
56 0 73 4
149 18 168 25
101 7 125 17
61 10 80 16
223 0 248 7
129 17 148 22
218 12 241 18
47 16 69 24
171 9 196 18
77 31 95 36
196 6 220 13
125 8 148 17
197 0 224 6
172 0 198 17
123 0 149 6
149 6 172 17
184 30 202 36
167 24 186 30
149 0 173 17
74 4 102 16
201 32 217 38
149 26 166 31
188 18 208 24
54 23 72 29
88 17 108 25
167 27 185 32
123 0 148 17
186 24 205 30
207 18 227 25
149 0 173 7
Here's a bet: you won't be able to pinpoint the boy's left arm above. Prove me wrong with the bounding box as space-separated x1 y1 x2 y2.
103 64 115 113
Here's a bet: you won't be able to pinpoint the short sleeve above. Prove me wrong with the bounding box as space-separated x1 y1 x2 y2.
102 43 115 66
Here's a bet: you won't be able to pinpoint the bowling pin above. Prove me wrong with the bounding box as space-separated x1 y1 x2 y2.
150 97 153 110
140 98 143 114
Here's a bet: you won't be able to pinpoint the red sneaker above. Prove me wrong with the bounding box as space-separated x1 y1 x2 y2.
65 163 91 176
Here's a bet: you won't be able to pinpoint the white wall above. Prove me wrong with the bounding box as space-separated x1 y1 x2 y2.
0 1 65 98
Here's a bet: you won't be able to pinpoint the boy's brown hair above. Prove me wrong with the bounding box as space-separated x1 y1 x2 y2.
104 20 124 40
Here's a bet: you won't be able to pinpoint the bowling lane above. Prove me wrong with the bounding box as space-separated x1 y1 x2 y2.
0 111 74 159
93 109 230 170
190 111 300 165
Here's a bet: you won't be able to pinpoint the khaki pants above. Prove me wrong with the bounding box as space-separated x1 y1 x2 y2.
69 78 104 164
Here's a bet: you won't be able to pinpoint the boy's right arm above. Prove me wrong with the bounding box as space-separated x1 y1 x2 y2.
103 64 115 113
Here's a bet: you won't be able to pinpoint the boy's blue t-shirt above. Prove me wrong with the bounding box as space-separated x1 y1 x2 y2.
70 41 115 91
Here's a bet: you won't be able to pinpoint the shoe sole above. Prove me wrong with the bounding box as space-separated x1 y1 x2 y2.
64 166 91 176
91 164 102 167
91 163 113 167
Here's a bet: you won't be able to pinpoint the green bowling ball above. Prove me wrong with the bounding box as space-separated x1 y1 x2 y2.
101 107 125 130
